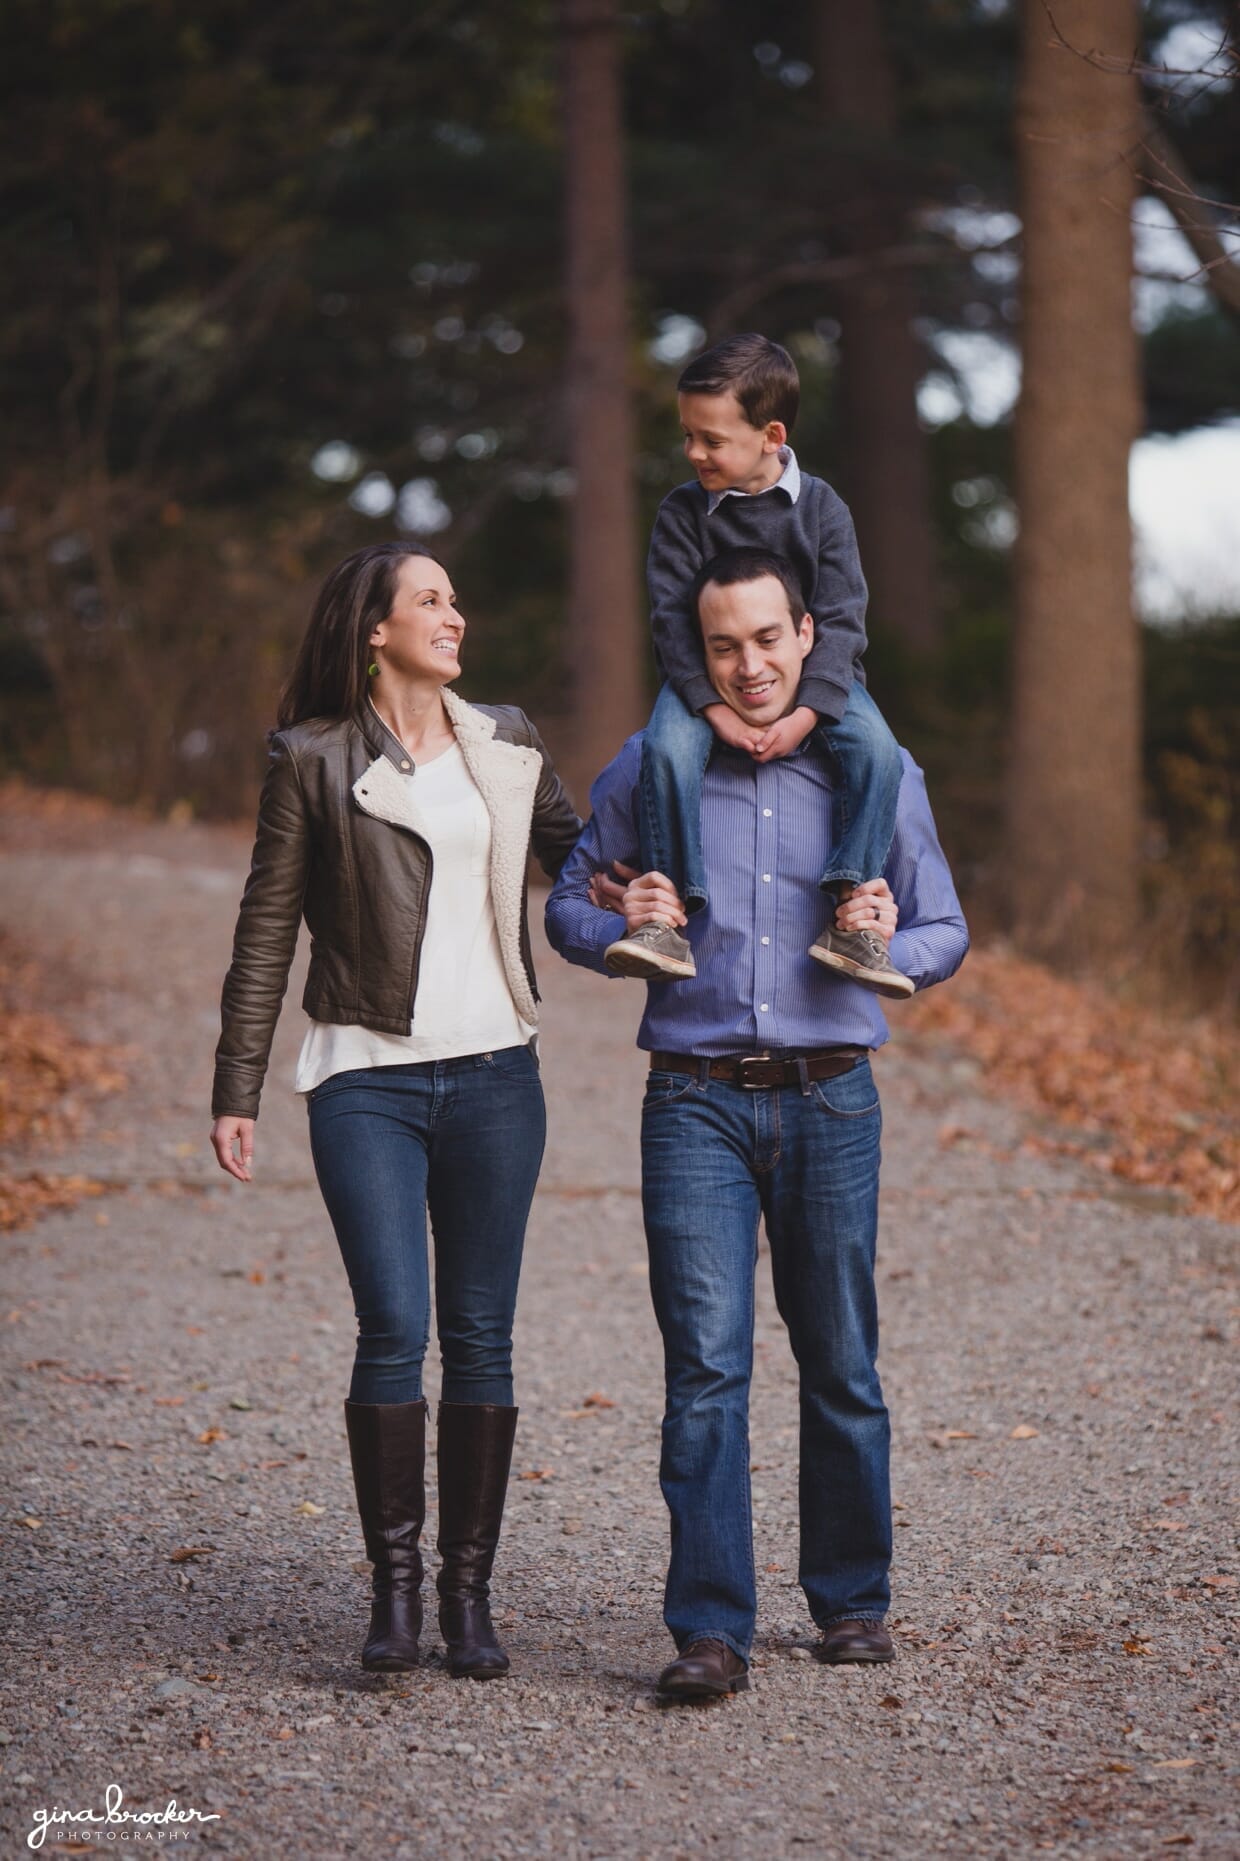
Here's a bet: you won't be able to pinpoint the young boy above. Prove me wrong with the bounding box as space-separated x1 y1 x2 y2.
604 331 913 999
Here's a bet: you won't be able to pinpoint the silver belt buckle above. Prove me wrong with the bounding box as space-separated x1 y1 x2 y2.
736 1053 775 1089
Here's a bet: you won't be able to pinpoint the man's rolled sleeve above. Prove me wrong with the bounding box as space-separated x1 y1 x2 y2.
544 735 645 978
884 755 969 990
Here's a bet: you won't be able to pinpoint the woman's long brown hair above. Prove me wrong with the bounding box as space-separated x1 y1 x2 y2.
276 542 443 728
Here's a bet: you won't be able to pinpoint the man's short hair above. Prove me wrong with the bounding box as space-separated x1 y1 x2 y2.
691 548 808 629
677 334 800 432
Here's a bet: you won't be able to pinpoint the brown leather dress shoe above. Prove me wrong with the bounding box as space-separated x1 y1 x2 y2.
656 1638 750 1701
817 1619 895 1664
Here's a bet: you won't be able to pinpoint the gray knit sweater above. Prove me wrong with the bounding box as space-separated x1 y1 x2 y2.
646 467 868 725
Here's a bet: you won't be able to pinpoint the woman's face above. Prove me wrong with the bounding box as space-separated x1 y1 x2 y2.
369 555 465 686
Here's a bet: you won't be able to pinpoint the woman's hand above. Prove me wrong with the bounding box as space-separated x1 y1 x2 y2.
588 863 630 913
835 878 899 945
211 1116 255 1183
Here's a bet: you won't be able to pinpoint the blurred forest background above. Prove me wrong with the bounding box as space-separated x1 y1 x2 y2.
1 0 1238 1003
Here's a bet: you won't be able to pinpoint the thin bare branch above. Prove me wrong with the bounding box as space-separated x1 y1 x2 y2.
1135 112 1240 319
1042 2 1236 92
1037 7 1240 318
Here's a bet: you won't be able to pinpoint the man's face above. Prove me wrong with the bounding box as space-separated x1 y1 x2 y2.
699 574 813 727
678 390 785 495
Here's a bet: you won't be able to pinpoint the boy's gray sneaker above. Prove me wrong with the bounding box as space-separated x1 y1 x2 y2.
809 925 914 999
605 922 697 980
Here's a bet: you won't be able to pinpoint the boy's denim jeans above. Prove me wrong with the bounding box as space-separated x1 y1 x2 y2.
640 1059 891 1660
638 681 903 913
306 1048 545 1406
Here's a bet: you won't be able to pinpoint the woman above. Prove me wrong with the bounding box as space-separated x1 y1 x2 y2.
209 542 580 1680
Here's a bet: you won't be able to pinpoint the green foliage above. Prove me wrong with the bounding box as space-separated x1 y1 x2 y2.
0 0 1237 999
1145 305 1240 434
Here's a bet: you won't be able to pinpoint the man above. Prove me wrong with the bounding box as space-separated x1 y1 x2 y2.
545 547 968 1701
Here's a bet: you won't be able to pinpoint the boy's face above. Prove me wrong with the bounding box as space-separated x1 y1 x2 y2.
678 390 786 496
699 573 813 727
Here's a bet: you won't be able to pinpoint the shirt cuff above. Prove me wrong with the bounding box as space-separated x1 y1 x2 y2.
572 910 629 978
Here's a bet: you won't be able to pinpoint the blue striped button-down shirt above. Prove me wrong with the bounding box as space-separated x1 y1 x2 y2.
544 734 969 1055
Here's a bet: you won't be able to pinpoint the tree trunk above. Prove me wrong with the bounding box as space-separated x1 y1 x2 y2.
815 0 939 656
560 0 644 808
1008 0 1142 961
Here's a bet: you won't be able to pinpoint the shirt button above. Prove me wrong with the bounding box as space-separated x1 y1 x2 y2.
763 808 772 818
759 1004 769 1013
761 936 770 946
762 873 771 883
400 760 411 771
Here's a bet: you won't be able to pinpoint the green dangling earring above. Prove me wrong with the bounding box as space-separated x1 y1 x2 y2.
368 661 379 677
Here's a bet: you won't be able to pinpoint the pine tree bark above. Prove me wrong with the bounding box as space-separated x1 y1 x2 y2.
560 0 644 807
1009 0 1142 959
815 0 939 656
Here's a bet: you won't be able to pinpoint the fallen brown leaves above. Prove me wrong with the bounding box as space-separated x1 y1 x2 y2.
0 932 127 1231
0 1172 114 1232
905 945 1240 1222
0 777 123 828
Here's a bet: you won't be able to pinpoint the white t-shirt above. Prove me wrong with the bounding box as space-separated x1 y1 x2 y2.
295 742 534 1092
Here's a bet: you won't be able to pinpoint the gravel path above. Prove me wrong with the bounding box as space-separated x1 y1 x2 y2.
1 806 1236 1859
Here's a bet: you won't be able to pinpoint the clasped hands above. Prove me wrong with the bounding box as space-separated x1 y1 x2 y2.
702 700 818 764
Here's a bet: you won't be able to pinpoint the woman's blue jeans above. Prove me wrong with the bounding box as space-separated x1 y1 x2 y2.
638 680 903 913
306 1048 546 1406
640 1058 891 1660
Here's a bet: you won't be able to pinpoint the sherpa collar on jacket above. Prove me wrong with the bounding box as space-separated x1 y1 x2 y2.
350 687 544 1024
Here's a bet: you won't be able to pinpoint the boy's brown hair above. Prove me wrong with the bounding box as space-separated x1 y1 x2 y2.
677 333 799 433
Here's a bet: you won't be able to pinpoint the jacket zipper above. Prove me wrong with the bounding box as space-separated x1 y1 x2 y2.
406 841 433 1020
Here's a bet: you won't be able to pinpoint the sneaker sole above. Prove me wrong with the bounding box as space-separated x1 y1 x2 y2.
605 944 696 981
808 946 915 999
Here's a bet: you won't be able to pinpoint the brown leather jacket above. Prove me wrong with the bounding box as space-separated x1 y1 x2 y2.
212 688 582 1119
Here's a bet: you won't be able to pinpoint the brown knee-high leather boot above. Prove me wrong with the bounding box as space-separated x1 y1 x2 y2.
344 1399 427 1671
435 1402 518 1679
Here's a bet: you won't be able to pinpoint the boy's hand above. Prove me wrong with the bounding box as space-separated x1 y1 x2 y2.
702 701 765 756
750 705 819 763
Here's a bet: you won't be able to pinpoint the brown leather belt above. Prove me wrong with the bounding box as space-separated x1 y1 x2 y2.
648 1047 868 1090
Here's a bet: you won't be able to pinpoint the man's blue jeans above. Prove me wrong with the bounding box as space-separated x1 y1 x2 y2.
640 1058 891 1659
307 1048 546 1406
638 681 903 913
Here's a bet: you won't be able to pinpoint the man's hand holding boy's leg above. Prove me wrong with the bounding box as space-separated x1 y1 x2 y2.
810 873 914 999
619 867 687 931
834 876 899 943
603 863 696 981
